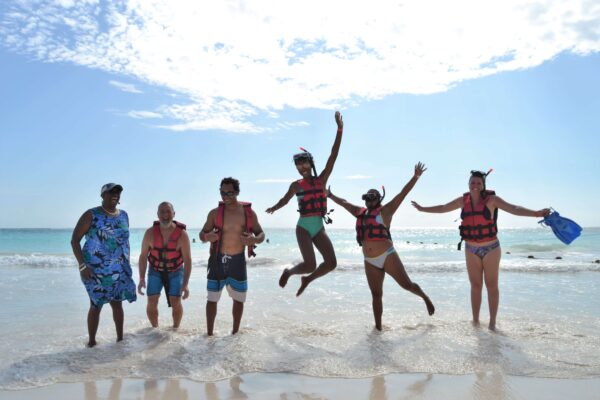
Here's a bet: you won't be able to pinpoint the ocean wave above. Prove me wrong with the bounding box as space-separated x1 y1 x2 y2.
1 253 599 273
1 316 598 390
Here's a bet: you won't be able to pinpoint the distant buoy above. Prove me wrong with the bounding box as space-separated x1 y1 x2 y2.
527 255 535 259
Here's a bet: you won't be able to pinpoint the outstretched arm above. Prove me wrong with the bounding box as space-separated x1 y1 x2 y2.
491 196 550 217
382 162 426 218
411 197 463 213
318 111 344 184
327 186 362 217
265 182 297 214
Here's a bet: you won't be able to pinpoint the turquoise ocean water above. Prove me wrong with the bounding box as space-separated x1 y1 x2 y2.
0 227 599 389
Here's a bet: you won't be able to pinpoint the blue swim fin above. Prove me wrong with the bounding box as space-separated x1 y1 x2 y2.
539 210 582 245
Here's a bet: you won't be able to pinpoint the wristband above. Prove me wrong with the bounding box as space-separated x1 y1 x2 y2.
79 264 87 272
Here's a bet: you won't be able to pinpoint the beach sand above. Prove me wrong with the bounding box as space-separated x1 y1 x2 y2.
1 373 598 400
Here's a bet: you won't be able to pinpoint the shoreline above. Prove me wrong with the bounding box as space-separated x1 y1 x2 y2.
1 373 599 400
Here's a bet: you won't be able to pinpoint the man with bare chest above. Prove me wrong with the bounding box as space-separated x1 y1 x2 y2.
200 177 265 335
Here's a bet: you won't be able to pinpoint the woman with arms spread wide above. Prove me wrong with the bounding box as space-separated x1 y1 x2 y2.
412 170 550 331
328 162 435 331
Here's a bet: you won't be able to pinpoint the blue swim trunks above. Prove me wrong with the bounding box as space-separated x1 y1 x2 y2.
207 252 247 303
147 267 184 297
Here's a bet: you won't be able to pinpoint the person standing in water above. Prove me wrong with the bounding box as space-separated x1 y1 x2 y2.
266 111 343 296
200 177 265 335
327 162 435 330
71 183 137 347
411 170 550 331
138 202 192 329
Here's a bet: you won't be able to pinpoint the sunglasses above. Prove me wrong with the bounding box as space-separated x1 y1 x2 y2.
362 193 380 201
220 190 237 197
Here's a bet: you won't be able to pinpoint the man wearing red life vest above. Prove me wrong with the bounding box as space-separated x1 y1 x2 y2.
200 177 265 336
138 202 192 328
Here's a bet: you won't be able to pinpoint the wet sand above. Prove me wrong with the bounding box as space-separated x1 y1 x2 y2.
1 372 599 400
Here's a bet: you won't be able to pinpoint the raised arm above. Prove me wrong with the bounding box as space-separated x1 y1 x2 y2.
490 196 550 217
318 111 344 184
137 228 152 295
327 186 362 217
382 162 426 218
71 210 93 280
411 196 464 214
265 182 297 214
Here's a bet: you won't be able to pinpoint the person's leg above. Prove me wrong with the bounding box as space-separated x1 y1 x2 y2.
383 251 435 315
206 301 217 336
364 262 385 330
464 248 484 326
168 269 185 328
170 296 183 328
232 300 244 334
109 301 124 342
482 245 502 331
296 228 337 296
279 225 317 288
87 303 101 347
147 295 160 328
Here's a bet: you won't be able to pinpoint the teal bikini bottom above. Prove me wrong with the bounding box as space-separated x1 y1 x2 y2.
297 216 324 238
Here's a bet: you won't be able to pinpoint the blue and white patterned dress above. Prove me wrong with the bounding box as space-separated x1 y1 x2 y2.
81 208 137 307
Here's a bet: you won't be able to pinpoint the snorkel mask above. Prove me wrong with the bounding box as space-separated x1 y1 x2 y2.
293 147 318 178
362 186 386 209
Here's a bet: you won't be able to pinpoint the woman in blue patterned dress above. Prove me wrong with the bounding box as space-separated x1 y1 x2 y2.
71 183 137 347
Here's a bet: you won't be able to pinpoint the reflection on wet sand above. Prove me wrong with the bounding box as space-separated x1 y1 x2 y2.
205 376 248 400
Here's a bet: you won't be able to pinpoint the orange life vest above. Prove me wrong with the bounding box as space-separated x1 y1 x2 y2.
296 177 327 217
147 221 186 272
355 206 392 246
459 190 498 242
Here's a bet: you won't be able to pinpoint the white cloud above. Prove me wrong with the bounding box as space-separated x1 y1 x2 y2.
109 80 142 94
2 1 599 132
345 175 372 180
127 110 162 119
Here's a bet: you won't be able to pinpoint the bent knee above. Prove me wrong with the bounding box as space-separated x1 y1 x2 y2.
304 260 317 272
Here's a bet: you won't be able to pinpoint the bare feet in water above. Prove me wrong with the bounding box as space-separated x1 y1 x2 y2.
279 268 290 288
488 322 496 332
296 276 310 296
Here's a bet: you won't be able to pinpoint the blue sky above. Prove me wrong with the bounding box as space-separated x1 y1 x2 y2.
1 1 599 229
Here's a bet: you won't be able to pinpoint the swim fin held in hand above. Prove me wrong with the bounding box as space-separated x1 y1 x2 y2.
539 210 582 245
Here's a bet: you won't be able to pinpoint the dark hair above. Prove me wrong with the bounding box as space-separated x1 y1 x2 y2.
470 170 488 197
158 201 174 211
220 177 240 192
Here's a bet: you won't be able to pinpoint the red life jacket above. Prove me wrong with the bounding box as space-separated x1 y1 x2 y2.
459 190 498 242
355 206 392 246
148 221 186 272
296 177 327 217
208 202 256 258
